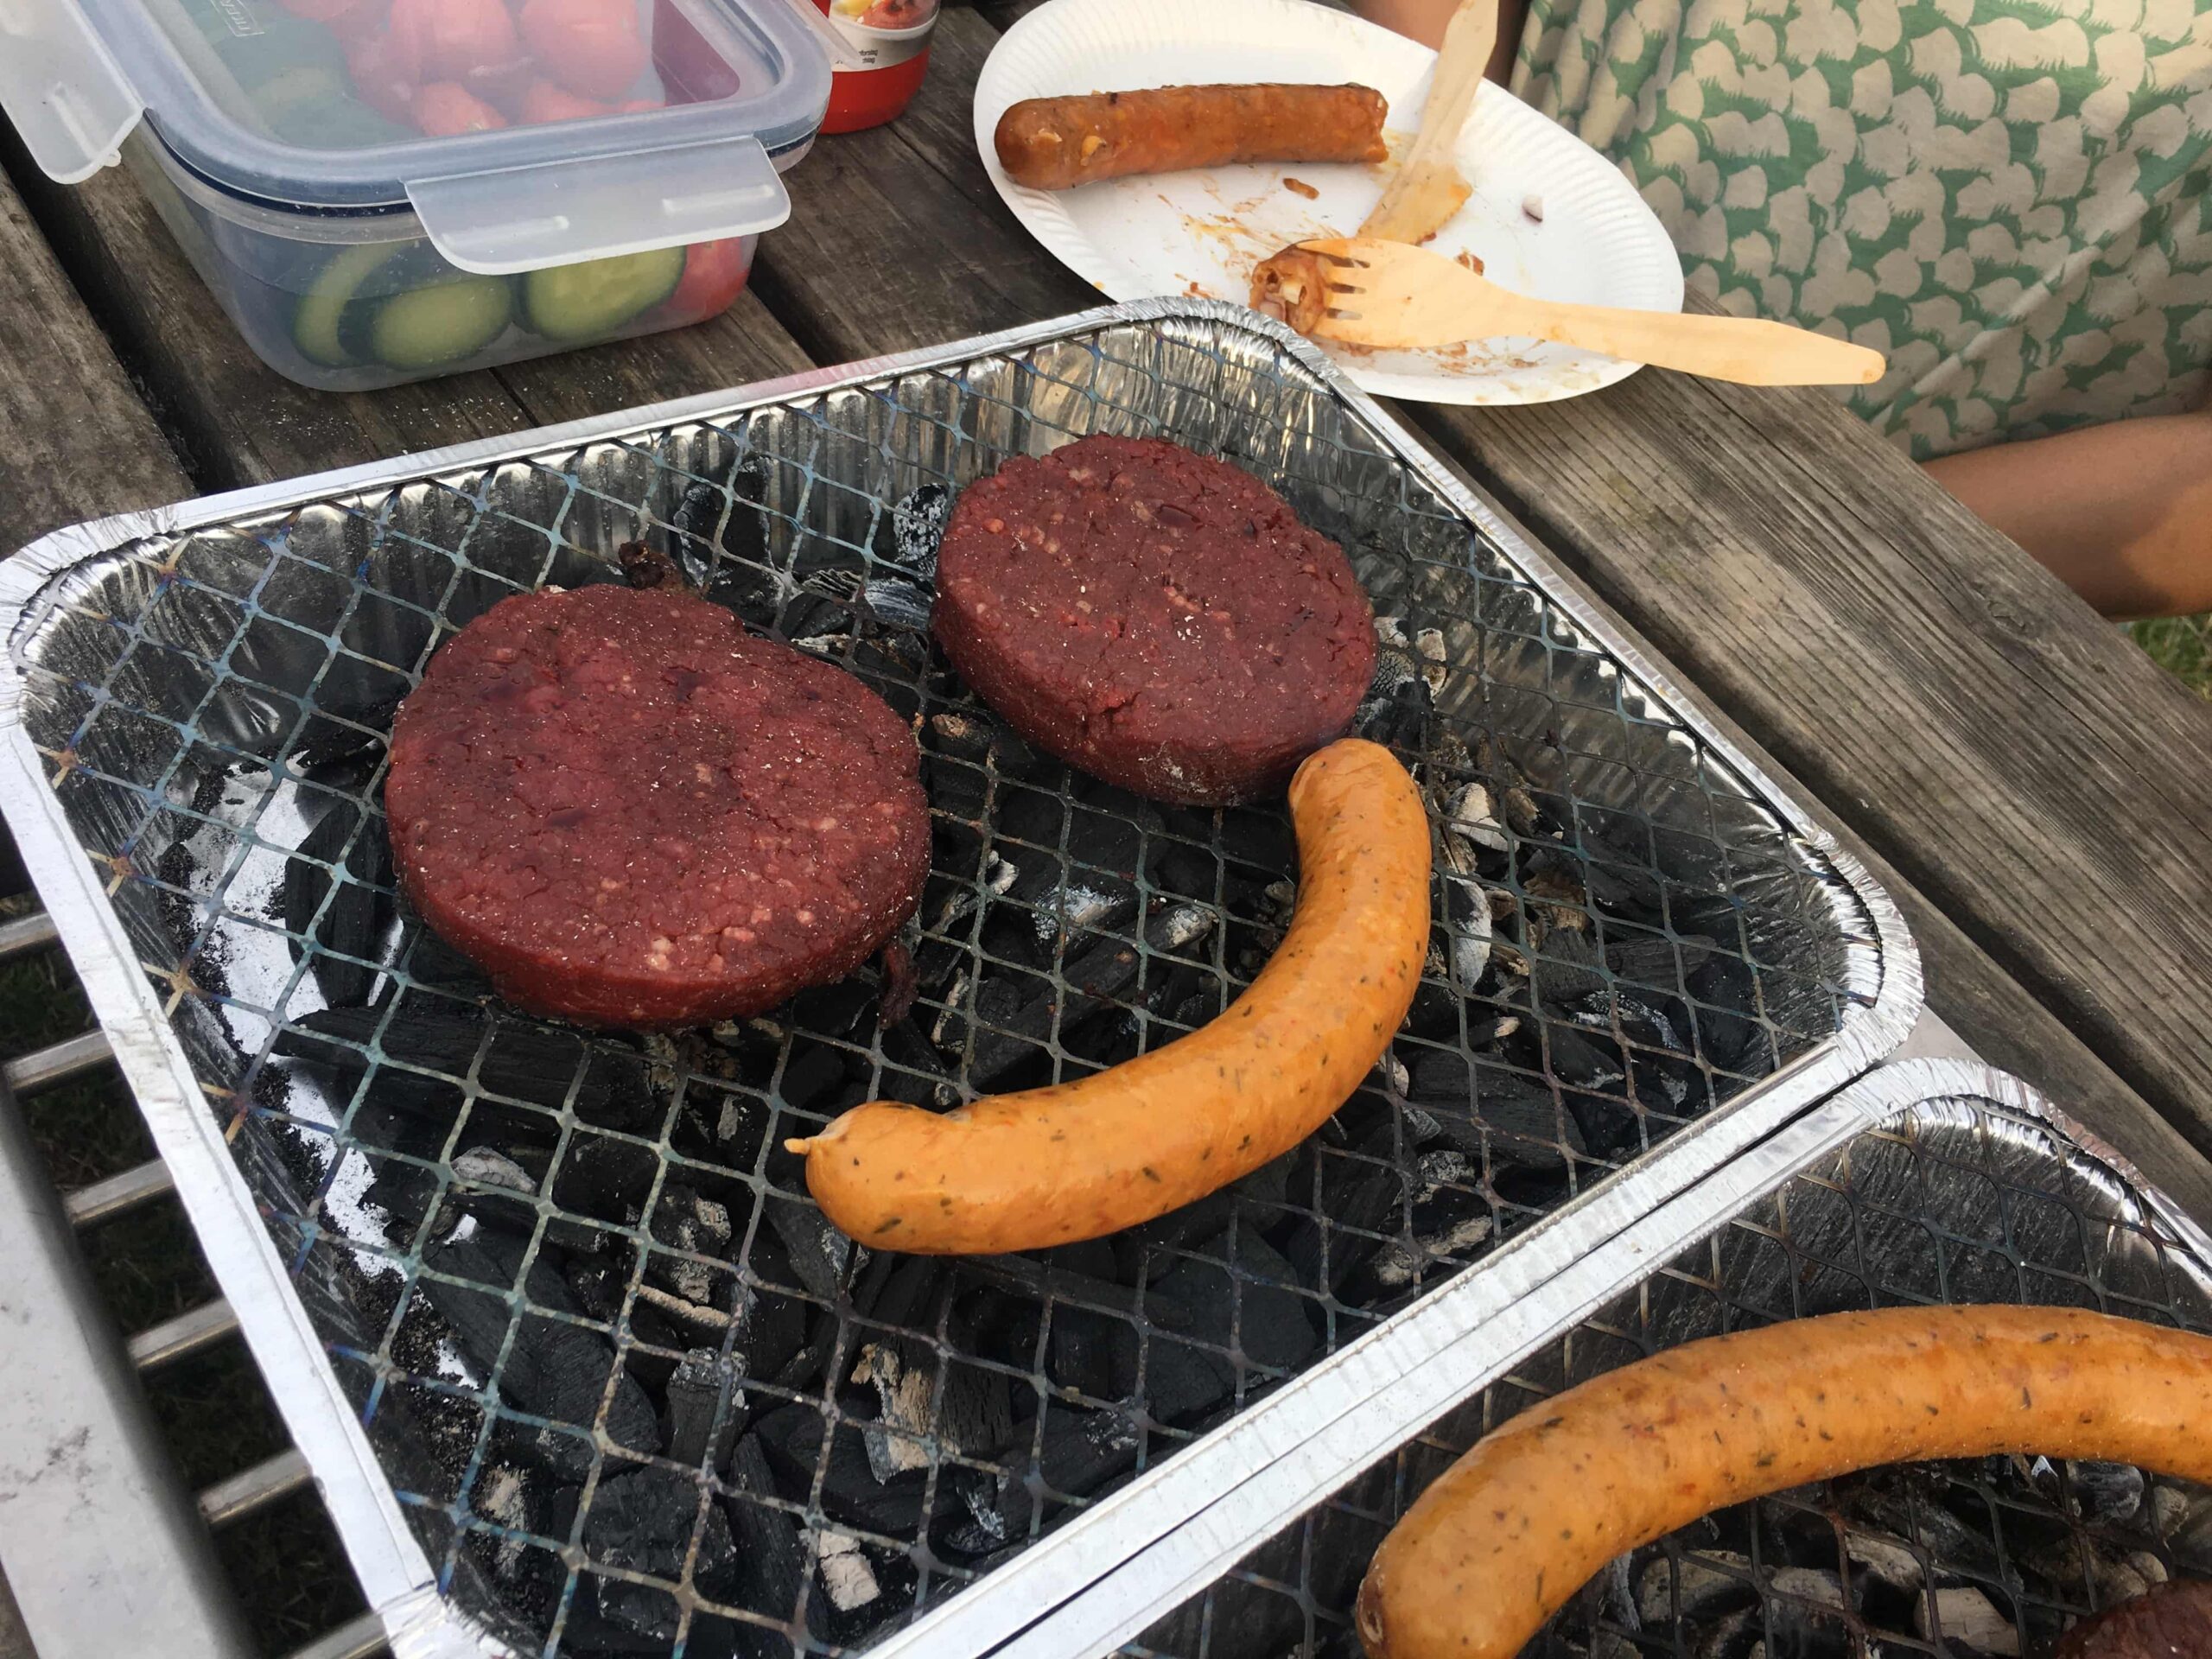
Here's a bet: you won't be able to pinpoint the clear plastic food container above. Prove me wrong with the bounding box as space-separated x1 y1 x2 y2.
0 0 831 390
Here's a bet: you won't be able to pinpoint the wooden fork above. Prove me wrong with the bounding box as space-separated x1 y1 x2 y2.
1301 238 1886 387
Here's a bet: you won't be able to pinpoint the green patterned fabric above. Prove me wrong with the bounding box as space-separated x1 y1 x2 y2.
1511 0 2212 456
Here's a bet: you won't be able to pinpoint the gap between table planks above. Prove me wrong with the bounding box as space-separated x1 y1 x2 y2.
4 10 2212 1221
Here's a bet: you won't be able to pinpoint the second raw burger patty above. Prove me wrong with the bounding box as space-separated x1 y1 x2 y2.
385 586 930 1028
933 435 1376 804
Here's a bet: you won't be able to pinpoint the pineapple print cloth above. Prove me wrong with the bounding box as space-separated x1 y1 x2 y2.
1510 0 2212 456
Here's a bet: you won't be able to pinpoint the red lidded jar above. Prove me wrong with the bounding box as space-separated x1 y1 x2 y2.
800 0 939 130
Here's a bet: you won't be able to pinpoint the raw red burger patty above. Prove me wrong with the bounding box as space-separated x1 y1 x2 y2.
932 435 1376 805
385 586 930 1029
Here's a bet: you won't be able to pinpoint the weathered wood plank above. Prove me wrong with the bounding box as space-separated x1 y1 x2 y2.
0 133 811 490
1450 481 2212 1224
0 171 190 554
1414 380 2212 1164
750 8 1098 365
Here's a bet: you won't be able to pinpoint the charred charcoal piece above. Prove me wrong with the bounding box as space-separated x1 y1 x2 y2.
750 1402 934 1539
804 1529 918 1648
721 1434 808 1656
1286 1141 1406 1296
399 929 494 998
1409 1054 1583 1174
549 1135 659 1230
666 1348 746 1470
582 1466 738 1639
1039 1240 1123 1400
776 1042 855 1114
276 1007 653 1126
1527 930 1608 1010
1442 779 1511 856
765 1195 855 1304
1607 931 1719 987
420 1227 660 1478
803 566 932 634
648 1184 734 1307
1541 1020 1628 1090
1109 1230 1317 1426
983 1405 1145 1541
289 713 391 781
969 904 1217 1090
885 483 951 582
283 804 395 1008
568 1253 632 1325
1357 1150 1496 1296
1844 1476 2006 1581
617 539 685 591
1440 866 1494 990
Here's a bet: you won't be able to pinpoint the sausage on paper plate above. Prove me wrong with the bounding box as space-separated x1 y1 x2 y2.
995 84 1389 191
788 738 1432 1254
1355 1305 2212 1659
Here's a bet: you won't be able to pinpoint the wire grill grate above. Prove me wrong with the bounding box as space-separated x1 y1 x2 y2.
1122 1083 2212 1659
10 311 1892 1656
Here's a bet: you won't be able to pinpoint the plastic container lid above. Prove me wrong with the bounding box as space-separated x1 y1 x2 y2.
0 0 831 272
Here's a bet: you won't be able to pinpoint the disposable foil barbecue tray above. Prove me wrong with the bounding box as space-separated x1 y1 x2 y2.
1026 1058 2212 1659
0 301 1917 1658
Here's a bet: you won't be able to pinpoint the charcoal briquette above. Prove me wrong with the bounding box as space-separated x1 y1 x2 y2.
721 1435 809 1651
1408 1055 1583 1173
420 1228 661 1478
582 1466 738 1640
1108 1231 1317 1425
982 1406 1145 1540
886 482 950 581
750 1402 933 1538
283 804 394 1008
765 1195 854 1304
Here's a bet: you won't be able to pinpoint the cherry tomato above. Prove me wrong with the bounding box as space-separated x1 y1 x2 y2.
413 81 510 135
389 0 520 83
345 28 420 123
519 0 650 102
667 238 753 320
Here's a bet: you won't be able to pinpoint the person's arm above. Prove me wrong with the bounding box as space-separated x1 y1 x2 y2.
1351 0 1525 80
1923 412 2212 620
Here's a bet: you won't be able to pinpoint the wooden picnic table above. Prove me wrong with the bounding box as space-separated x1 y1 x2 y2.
3 0 2211 1233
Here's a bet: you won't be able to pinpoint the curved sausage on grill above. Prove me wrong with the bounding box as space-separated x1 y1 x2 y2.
1355 1306 2212 1659
995 84 1389 191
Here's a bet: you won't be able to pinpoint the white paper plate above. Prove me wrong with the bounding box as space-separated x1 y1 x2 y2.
974 0 1687 404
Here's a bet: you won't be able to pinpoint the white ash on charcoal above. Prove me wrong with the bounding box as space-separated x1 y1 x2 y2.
877 481 951 584
798 563 935 638
645 1183 734 1307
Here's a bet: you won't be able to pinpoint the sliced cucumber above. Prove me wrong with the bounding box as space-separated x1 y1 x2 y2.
369 276 515 371
522 247 687 343
292 242 394 369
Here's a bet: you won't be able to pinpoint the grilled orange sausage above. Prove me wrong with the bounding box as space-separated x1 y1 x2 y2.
995 85 1389 192
787 739 1431 1254
1356 1306 2212 1659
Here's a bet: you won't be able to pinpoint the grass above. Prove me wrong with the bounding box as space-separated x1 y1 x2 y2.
0 903 369 1654
2130 614 2212 697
